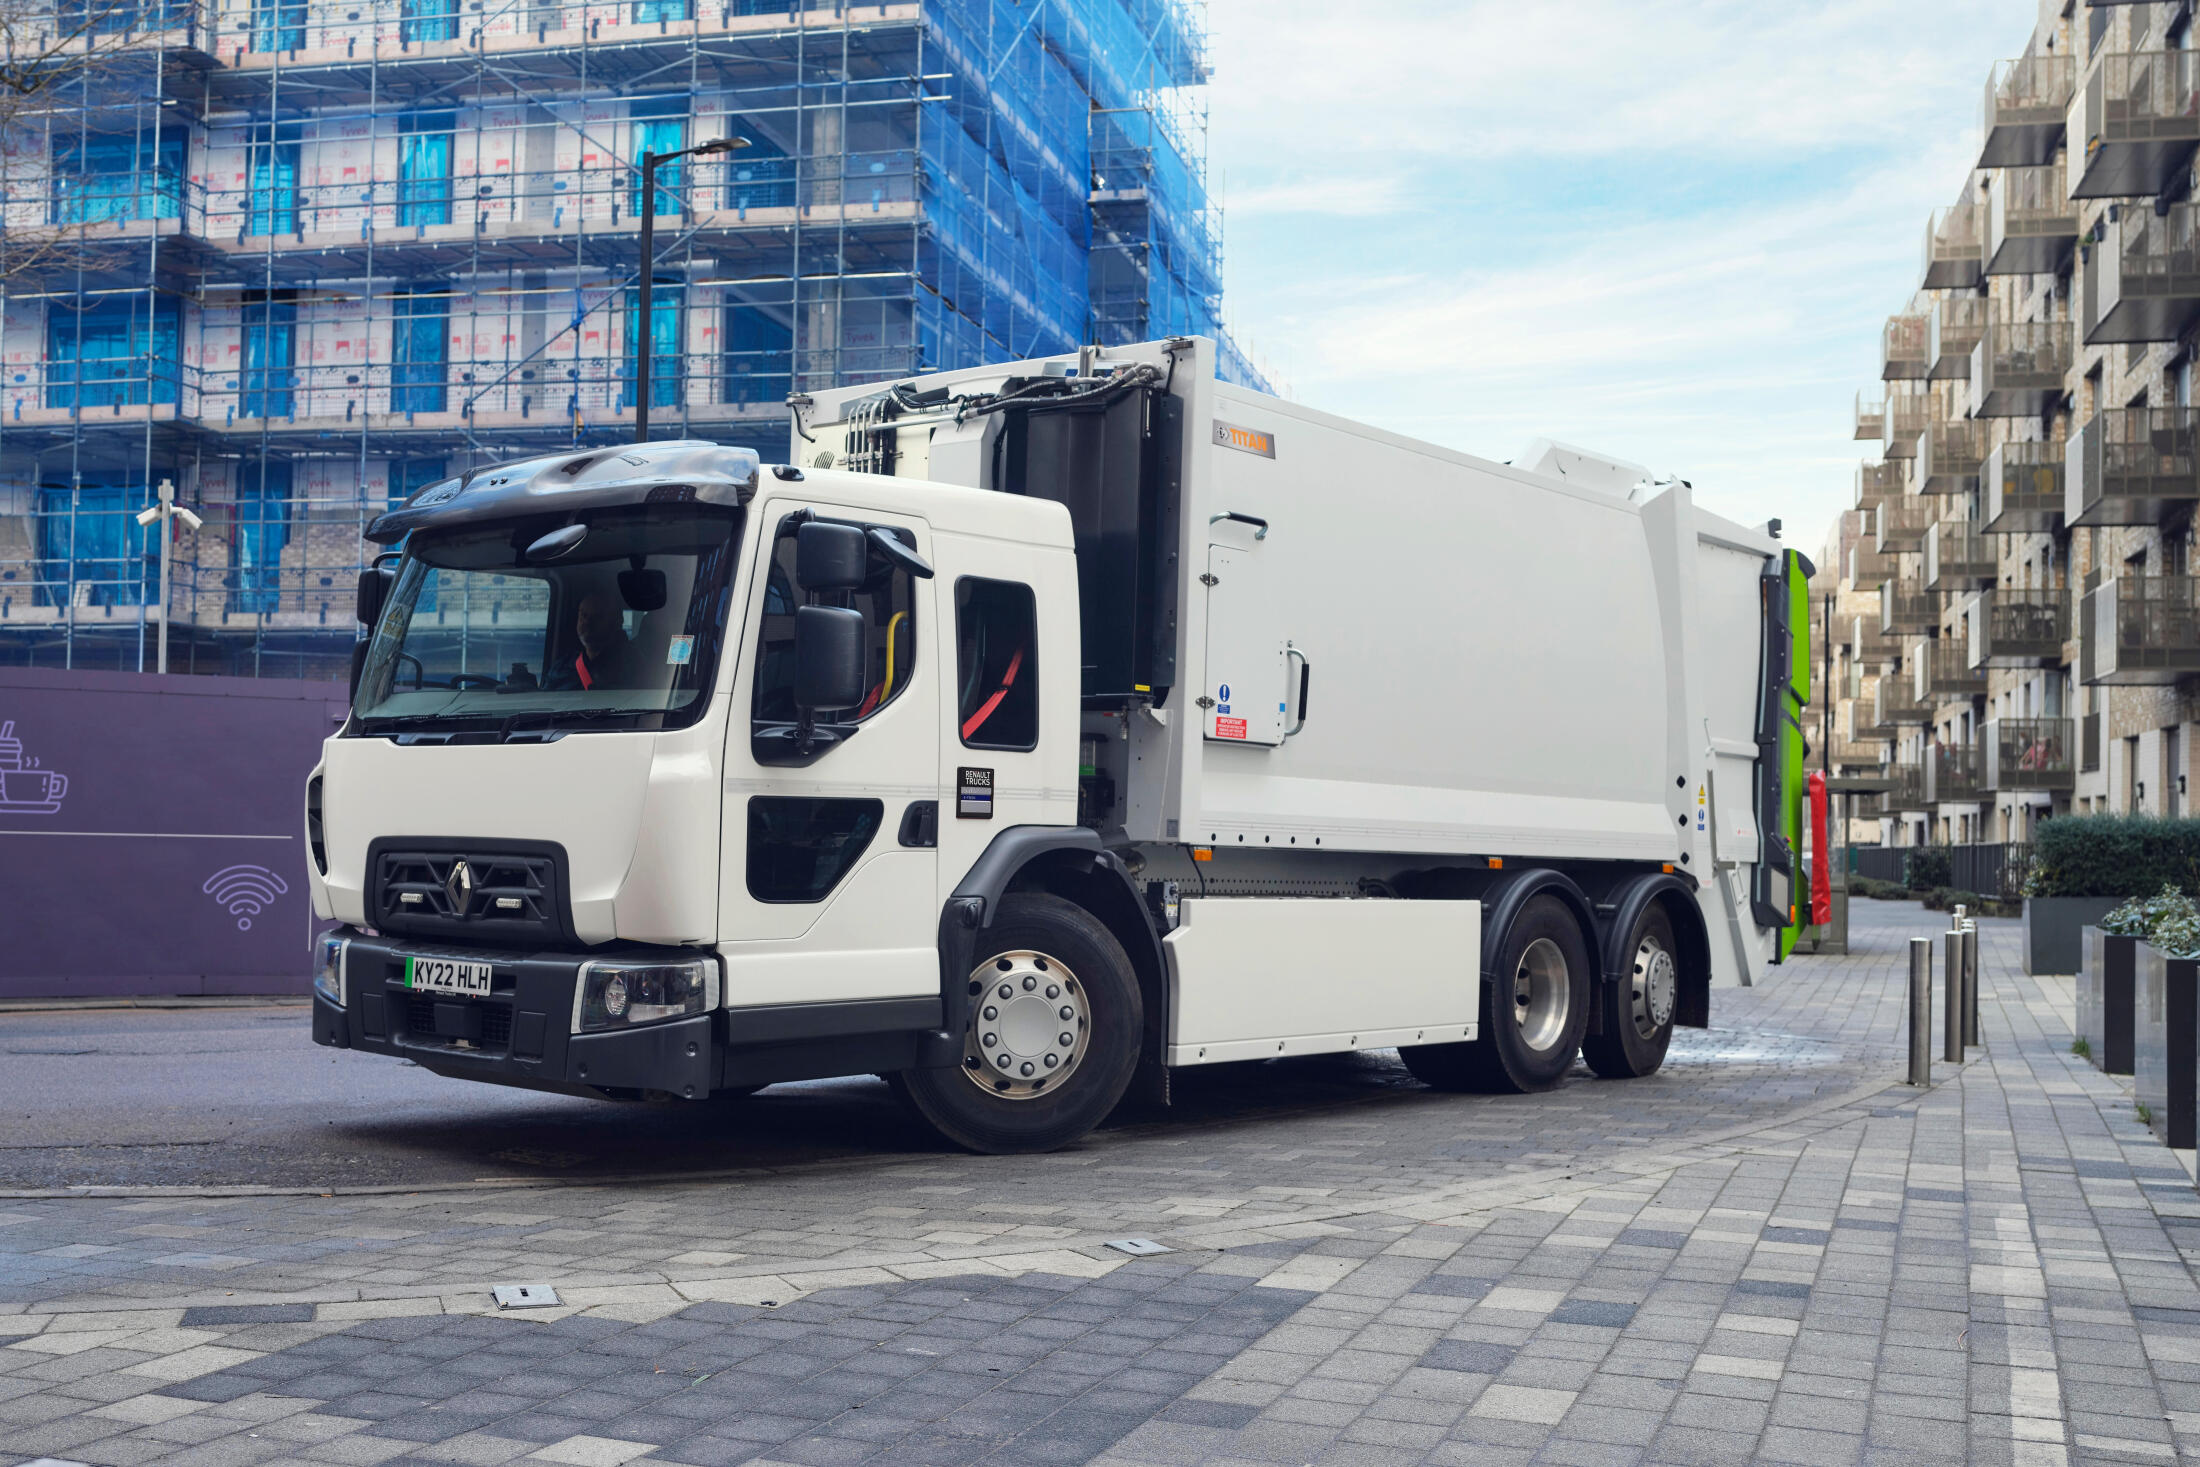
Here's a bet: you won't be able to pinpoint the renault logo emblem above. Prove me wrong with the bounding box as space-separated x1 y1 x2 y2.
445 859 475 914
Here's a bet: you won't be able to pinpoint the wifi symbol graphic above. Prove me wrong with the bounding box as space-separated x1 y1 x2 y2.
203 864 290 931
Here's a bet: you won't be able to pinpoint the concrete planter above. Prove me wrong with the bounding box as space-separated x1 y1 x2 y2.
2078 927 2138 1074
2025 897 2122 975
2134 942 2200 1150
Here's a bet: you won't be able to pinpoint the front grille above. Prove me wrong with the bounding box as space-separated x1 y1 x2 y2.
402 995 514 1053
373 846 563 945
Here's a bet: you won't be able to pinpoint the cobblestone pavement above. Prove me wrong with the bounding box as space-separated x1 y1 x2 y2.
5 899 2200 1465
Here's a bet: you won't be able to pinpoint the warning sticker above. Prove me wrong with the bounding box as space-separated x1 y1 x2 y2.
1214 716 1248 740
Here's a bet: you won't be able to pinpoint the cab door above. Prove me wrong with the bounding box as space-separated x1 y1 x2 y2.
716 499 942 1008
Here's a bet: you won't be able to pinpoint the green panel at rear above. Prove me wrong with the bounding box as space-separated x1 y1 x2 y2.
1779 549 1811 960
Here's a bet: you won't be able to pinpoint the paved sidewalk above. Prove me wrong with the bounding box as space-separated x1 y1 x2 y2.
4 900 2199 1466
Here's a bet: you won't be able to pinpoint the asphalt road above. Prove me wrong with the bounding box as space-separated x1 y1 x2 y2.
0 1003 1435 1192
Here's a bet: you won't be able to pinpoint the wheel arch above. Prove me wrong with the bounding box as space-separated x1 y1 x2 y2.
1598 873 1713 1030
1480 867 1598 986
932 826 1168 1099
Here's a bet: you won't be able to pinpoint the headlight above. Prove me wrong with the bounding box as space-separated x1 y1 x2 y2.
574 958 718 1034
314 934 348 1004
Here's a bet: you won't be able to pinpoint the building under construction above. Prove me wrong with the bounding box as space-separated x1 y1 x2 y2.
0 0 1263 677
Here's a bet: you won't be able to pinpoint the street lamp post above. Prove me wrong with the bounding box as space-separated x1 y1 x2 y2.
635 135 748 445
135 477 203 675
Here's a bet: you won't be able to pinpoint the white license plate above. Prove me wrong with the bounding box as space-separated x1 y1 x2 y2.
404 955 494 997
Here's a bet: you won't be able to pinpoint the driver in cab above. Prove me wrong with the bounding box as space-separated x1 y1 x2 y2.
553 589 634 691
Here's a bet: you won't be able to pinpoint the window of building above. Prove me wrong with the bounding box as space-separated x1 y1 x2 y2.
955 578 1037 750
723 299 791 404
623 280 683 410
250 0 305 50
33 482 150 608
246 122 301 235
750 517 916 725
630 97 686 216
725 128 795 211
231 462 292 615
401 0 457 43
242 294 297 420
53 131 185 225
397 112 454 226
45 295 179 411
391 287 449 414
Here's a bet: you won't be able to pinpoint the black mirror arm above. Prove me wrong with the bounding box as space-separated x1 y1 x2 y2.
868 527 934 579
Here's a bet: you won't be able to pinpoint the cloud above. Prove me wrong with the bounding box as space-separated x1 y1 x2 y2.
1204 0 2025 537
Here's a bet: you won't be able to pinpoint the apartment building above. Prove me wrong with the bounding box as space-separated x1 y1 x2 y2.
1819 0 2200 850
0 0 1263 677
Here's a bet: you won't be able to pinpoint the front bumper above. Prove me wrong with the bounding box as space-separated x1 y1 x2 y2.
311 929 716 1100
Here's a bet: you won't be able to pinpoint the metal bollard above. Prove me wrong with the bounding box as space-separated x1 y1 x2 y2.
1952 904 1968 928
1909 937 1933 1085
1953 936 1971 1060
1962 921 1979 1048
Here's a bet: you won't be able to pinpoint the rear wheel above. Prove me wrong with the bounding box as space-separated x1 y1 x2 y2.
896 893 1142 1154
1401 894 1590 1093
1582 905 1678 1079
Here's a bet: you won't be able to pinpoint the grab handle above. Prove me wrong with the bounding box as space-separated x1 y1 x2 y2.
1285 645 1310 738
1209 511 1268 540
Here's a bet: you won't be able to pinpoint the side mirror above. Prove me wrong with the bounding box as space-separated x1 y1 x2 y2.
793 604 866 711
356 566 395 627
795 521 867 592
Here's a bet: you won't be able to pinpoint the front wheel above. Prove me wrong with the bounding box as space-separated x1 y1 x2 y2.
1582 904 1677 1079
1401 894 1590 1093
896 893 1143 1154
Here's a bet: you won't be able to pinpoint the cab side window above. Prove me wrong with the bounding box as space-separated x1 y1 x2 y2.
956 577 1038 750
751 518 916 724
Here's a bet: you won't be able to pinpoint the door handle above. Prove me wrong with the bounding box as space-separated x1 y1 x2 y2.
1285 646 1310 738
898 799 938 848
1209 511 1268 539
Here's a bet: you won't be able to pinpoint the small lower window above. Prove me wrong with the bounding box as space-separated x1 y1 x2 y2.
955 578 1038 751
746 797 883 903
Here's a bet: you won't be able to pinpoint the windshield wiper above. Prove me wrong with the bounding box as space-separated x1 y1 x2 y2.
499 707 661 742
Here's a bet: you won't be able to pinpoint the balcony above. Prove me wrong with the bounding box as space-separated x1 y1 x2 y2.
1922 200 1985 292
1850 615 1897 666
1882 313 1930 382
1877 669 1932 725
1855 392 1886 443
1831 735 1889 769
1924 521 1995 590
1882 579 1940 637
1982 439 2066 532
1930 295 1985 379
1873 496 1934 552
1926 742 1984 804
1968 318 2071 417
2068 50 2200 198
1888 761 1930 812
1967 587 2070 667
1918 418 1988 493
1982 717 2076 792
1916 636 1987 700
1842 692 1892 747
1846 540 1890 589
2066 407 2200 526
1985 165 2079 275
1856 459 1905 507
1980 53 2074 169
2081 202 2200 344
2080 573 2200 684
1882 388 1931 459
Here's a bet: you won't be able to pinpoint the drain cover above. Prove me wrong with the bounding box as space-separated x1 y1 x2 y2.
491 1284 560 1309
1105 1238 1172 1256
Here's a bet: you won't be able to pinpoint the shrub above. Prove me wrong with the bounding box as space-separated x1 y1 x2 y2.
2158 907 2200 961
2100 885 2200 950
1923 887 1987 913
1907 847 1952 891
2026 816 2200 898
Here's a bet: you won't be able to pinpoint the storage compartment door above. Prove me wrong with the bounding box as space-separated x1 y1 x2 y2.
1202 541 1287 746
1163 897 1480 1064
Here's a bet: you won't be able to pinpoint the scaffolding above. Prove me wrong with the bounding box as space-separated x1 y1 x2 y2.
0 0 1262 676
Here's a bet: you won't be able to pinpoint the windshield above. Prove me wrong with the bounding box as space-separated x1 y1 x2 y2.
353 503 743 737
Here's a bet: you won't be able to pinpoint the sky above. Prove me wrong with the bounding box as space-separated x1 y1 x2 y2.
1202 0 2026 546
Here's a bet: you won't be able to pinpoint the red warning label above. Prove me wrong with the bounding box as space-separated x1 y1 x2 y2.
1215 716 1248 740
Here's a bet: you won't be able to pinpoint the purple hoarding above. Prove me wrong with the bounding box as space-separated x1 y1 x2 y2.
0 667 347 998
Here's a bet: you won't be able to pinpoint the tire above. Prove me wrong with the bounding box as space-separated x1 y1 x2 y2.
895 893 1143 1154
1400 893 1590 1094
1582 904 1678 1080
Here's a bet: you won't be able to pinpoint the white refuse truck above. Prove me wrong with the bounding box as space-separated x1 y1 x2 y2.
307 337 1813 1153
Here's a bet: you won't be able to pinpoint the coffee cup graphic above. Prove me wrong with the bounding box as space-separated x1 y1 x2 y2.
0 722 68 814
